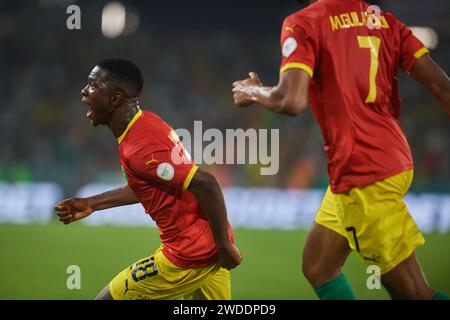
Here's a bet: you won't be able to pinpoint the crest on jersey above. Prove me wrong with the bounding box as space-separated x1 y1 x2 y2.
157 162 175 181
282 37 298 58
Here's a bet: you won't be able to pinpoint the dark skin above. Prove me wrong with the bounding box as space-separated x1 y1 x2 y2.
232 4 449 299
55 65 242 300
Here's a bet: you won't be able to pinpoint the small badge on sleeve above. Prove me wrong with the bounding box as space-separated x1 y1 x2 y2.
157 162 175 181
282 37 298 58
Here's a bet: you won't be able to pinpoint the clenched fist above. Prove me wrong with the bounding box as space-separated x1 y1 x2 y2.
55 197 93 224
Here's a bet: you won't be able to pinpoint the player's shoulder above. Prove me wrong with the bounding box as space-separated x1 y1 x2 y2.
138 109 172 133
382 11 403 30
131 109 174 150
285 1 328 23
141 109 165 125
284 1 329 32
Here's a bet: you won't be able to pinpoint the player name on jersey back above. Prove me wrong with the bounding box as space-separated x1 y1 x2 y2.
330 10 389 31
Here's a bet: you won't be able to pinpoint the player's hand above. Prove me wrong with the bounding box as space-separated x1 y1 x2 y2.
217 244 243 270
55 197 94 225
232 72 262 107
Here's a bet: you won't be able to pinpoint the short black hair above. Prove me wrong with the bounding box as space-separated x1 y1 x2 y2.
97 58 144 97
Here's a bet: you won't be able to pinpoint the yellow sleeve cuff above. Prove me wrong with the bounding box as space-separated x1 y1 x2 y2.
414 47 429 59
280 62 314 77
182 165 198 191
406 47 430 74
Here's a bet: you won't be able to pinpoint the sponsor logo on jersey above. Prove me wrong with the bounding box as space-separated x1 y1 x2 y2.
145 154 158 165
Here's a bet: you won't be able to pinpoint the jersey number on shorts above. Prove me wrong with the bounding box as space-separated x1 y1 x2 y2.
130 257 158 282
357 36 381 104
345 226 361 252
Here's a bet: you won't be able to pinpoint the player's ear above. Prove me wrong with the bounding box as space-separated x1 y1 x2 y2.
111 91 124 108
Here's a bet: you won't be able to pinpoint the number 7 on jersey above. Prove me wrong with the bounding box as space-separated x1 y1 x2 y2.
357 36 381 103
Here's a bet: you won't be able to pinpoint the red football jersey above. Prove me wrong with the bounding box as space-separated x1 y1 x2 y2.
280 0 429 193
118 109 234 267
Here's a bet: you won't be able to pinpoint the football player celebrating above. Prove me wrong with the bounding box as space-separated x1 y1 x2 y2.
233 0 449 300
56 58 242 300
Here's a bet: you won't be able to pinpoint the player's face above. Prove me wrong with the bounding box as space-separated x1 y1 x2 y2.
81 66 114 127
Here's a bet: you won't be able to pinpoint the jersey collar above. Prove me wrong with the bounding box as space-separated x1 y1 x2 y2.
117 108 143 144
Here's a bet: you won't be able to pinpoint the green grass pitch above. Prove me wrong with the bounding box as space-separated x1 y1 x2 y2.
0 223 449 299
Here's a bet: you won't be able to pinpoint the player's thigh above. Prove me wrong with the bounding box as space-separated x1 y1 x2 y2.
305 187 351 278
95 284 114 300
337 170 425 275
108 255 161 300
381 252 434 300
314 186 348 240
109 250 219 300
303 222 351 282
191 268 231 300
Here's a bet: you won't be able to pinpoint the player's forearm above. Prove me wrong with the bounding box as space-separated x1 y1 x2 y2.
430 81 450 119
87 185 139 211
251 86 285 113
410 56 450 119
251 85 307 116
189 172 232 250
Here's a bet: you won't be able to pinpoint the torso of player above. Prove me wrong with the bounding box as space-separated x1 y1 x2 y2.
118 110 228 267
281 0 428 192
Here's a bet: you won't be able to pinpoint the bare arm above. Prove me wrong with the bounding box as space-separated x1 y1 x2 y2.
55 185 139 224
188 168 242 270
409 55 450 119
232 69 310 116
83 185 139 211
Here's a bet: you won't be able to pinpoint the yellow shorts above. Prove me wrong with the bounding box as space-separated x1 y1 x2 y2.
108 248 231 300
315 169 425 274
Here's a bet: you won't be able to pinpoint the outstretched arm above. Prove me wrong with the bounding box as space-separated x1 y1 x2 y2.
55 185 139 224
409 55 450 119
232 69 310 117
188 168 242 270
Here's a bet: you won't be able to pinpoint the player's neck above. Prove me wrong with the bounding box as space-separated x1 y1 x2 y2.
108 104 140 139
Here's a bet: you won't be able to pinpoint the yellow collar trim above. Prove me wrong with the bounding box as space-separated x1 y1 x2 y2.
117 109 143 144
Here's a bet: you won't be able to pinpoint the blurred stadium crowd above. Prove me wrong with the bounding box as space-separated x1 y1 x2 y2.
0 0 448 196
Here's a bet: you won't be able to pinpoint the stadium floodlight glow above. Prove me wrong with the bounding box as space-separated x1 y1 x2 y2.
409 26 439 50
101 2 126 39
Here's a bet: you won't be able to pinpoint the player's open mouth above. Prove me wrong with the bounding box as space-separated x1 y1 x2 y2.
82 97 94 118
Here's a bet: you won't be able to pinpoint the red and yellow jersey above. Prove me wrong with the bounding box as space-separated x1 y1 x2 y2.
118 109 234 267
280 0 429 193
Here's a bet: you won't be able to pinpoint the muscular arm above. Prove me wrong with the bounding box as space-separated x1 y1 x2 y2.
85 185 139 210
55 185 139 224
232 69 310 116
409 55 450 119
188 168 242 269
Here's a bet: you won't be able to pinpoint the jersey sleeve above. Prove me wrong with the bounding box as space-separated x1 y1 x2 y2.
279 15 319 78
398 21 429 72
128 141 198 191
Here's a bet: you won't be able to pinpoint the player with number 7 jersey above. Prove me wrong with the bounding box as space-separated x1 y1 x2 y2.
279 0 427 193
232 0 450 300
